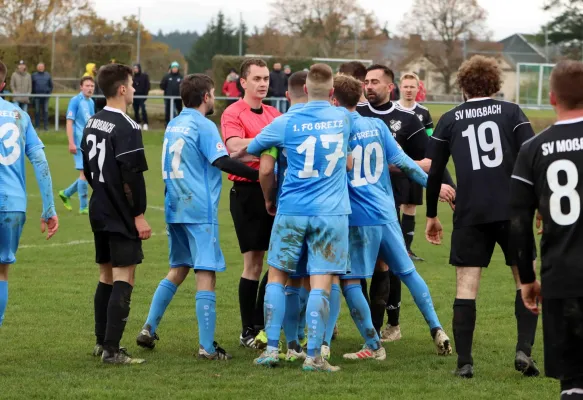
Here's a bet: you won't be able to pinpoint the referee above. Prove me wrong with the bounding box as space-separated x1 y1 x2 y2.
221 58 281 348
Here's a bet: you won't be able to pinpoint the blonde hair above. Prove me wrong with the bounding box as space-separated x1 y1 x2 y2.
306 63 333 99
400 72 420 86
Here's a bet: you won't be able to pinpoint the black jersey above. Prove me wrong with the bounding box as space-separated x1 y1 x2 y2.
81 106 148 239
511 117 583 299
426 98 534 227
396 101 434 132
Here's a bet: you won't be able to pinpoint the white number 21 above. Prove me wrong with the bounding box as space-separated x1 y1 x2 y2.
462 121 503 170
297 134 344 178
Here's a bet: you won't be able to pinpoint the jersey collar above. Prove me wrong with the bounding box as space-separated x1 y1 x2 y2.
304 100 332 108
367 101 395 115
555 116 583 125
396 101 417 111
466 97 491 102
288 103 305 112
181 107 203 117
104 106 125 114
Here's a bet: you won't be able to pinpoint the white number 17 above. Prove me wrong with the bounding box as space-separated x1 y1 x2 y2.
297 134 344 178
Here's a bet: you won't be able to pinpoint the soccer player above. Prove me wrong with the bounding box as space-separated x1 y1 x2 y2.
511 60 583 400
255 70 309 361
357 64 456 343
221 58 281 348
0 60 59 327
249 63 351 372
135 74 260 360
396 72 435 259
59 76 95 214
425 55 539 378
81 64 151 365
338 61 368 106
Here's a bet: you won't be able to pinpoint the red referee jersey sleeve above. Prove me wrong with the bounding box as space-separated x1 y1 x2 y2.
221 107 245 144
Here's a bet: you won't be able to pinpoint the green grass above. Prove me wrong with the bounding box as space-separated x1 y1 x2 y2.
0 131 557 399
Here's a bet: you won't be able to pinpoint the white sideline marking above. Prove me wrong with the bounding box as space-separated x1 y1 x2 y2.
19 232 163 249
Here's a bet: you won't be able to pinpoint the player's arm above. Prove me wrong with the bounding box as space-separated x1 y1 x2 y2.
66 97 79 154
247 118 285 156
512 106 535 152
212 157 259 181
381 123 427 187
259 148 278 216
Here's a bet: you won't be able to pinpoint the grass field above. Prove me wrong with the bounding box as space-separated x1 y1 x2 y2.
0 125 559 400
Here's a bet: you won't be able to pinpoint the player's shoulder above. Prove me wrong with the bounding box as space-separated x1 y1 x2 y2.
103 106 140 131
262 103 281 117
415 103 429 111
221 99 246 119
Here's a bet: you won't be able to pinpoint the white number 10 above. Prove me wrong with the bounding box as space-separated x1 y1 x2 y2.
462 121 503 170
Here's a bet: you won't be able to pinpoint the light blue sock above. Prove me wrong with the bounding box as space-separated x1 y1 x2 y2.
400 271 441 330
78 179 88 210
63 179 78 198
343 283 381 350
144 278 178 334
298 286 309 340
264 283 285 352
196 291 217 354
324 283 341 346
283 286 301 348
306 289 329 358
0 281 7 327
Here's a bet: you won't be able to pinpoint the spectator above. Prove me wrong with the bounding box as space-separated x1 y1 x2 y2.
10 60 31 111
284 64 292 79
223 68 241 106
268 62 287 112
132 63 151 131
84 63 106 113
415 79 427 102
31 62 53 131
160 61 183 126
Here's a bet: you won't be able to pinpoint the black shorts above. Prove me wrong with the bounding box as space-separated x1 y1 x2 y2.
392 177 423 206
94 232 143 267
542 297 583 380
229 181 274 253
450 221 536 267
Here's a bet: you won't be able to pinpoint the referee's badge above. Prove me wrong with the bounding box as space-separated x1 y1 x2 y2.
390 120 401 132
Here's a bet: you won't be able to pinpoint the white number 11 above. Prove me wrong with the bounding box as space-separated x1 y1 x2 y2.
162 138 185 179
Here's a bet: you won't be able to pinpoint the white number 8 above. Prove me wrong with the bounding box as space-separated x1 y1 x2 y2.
0 123 21 166
547 159 580 226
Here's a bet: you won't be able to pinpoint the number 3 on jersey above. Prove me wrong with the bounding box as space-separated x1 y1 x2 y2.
297 134 344 178
162 138 185 179
462 121 503 170
547 159 581 226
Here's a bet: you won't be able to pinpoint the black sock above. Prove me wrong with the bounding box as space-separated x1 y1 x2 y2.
360 278 370 306
94 282 113 346
402 214 415 251
387 271 401 326
370 270 390 335
103 281 133 353
239 277 259 335
561 379 583 399
453 298 476 368
515 289 538 357
254 272 269 331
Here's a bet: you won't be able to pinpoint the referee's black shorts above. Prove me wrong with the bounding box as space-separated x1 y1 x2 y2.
230 181 275 254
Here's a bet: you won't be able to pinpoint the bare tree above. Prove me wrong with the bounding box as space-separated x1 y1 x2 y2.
400 0 489 93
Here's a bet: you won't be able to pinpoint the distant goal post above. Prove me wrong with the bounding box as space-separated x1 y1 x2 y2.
516 62 556 108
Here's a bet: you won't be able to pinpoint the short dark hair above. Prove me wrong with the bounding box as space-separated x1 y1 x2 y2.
333 75 363 108
80 76 94 86
550 60 583 110
0 61 7 84
366 64 395 83
240 58 267 79
180 74 215 108
339 61 367 82
457 55 502 98
287 71 308 99
97 64 133 98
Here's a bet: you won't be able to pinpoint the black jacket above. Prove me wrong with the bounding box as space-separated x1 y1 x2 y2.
133 64 151 97
269 70 287 97
160 72 183 97
31 71 53 94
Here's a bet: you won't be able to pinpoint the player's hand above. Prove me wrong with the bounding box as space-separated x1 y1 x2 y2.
135 215 152 240
41 215 59 240
425 217 443 245
265 201 277 217
68 142 77 155
520 281 542 315
536 211 543 235
230 146 248 160
439 184 456 204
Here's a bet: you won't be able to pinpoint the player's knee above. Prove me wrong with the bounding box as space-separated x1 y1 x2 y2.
112 265 136 286
401 204 417 216
98 263 113 285
195 270 215 292
0 264 8 280
375 259 389 272
167 266 190 286
243 252 264 279
267 266 287 285
79 171 87 181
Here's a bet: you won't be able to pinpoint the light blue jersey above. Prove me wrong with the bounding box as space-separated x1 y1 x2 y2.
66 92 94 147
163 108 229 224
0 99 45 213
248 101 351 216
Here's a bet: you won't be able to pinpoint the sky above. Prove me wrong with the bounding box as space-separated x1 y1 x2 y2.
94 0 551 41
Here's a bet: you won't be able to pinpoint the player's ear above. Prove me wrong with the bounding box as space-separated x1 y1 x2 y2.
285 91 290 102
329 87 335 100
303 84 308 95
550 91 557 107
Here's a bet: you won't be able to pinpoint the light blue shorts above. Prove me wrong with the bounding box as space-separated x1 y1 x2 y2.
167 223 226 272
267 214 349 276
343 221 415 280
289 244 308 279
0 212 26 265
73 150 83 170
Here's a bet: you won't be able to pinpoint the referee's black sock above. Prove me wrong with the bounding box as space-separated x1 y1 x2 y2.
104 281 133 353
239 277 259 336
453 298 476 368
360 278 370 306
387 271 402 326
253 271 269 331
94 281 113 346
515 289 538 357
561 379 583 399
369 270 390 335
402 213 415 251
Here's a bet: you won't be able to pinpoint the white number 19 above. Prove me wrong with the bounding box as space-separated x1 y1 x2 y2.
462 121 503 170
